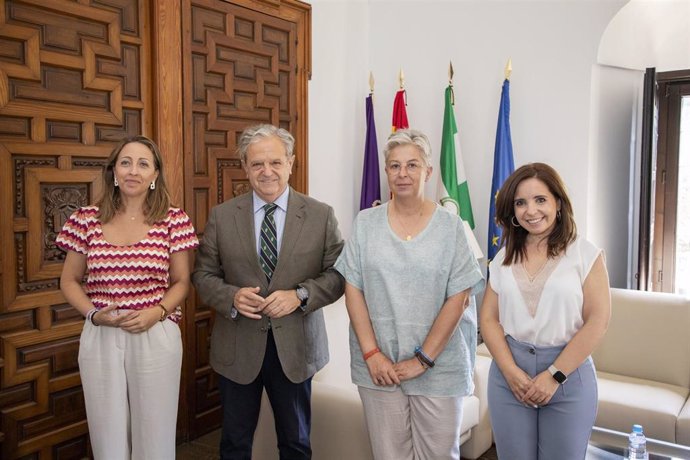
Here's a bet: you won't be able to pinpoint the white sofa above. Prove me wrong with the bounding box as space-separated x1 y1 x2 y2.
590 288 690 448
477 287 690 450
252 298 493 459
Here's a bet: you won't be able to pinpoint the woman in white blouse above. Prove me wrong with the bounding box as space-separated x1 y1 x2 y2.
480 162 610 460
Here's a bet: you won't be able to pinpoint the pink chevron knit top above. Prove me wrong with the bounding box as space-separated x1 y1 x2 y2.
56 206 199 323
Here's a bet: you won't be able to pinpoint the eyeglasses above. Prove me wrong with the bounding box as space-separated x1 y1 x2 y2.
386 161 423 175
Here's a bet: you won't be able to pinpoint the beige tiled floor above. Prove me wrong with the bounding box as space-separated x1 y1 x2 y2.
175 429 498 459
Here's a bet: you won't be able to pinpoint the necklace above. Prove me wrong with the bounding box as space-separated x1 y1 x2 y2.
523 257 549 282
391 201 425 241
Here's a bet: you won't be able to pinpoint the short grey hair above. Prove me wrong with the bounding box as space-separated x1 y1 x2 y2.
383 129 432 168
237 124 295 163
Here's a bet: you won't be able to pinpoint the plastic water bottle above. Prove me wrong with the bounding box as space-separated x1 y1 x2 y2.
628 424 648 459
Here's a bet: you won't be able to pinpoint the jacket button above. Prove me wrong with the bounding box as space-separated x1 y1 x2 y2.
529 348 535 355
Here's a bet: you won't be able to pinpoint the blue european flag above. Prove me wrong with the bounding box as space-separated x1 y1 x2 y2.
487 79 515 264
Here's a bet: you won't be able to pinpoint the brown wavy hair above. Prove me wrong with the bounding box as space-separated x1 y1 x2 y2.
495 162 577 265
96 135 172 224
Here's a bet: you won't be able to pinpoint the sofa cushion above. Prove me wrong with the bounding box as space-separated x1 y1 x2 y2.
592 288 690 389
678 398 690 446
461 394 480 436
596 371 689 443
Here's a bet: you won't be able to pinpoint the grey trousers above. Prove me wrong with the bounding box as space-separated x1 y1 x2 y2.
487 335 598 460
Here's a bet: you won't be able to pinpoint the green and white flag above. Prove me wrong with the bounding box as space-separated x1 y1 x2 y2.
439 85 475 228
438 85 482 258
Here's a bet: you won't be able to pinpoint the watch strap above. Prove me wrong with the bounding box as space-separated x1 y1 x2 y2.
548 364 567 384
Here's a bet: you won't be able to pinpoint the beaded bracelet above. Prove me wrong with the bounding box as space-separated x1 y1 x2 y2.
414 346 435 368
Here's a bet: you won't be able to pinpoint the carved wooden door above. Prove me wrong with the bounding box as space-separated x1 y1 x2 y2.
0 0 310 456
0 0 155 458
181 0 311 439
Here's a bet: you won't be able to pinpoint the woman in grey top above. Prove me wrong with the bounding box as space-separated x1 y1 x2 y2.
335 129 484 460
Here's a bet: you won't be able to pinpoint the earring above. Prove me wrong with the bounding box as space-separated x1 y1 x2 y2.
511 216 521 227
114 177 119 187
150 181 156 190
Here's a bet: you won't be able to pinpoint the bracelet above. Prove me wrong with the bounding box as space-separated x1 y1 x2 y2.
85 308 97 321
88 309 100 326
363 347 380 361
158 304 169 322
414 346 435 368
415 353 430 369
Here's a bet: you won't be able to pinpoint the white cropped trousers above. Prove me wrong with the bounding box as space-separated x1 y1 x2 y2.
78 318 182 460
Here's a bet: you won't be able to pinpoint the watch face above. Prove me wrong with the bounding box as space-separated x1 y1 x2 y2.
297 287 308 301
553 371 567 384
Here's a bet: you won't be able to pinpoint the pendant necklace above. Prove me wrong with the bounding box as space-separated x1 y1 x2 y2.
392 201 425 241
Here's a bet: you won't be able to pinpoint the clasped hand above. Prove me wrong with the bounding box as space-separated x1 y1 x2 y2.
233 286 301 320
365 353 427 387
92 304 161 334
505 366 559 407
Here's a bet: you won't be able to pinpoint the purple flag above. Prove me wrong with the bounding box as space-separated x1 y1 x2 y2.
360 94 381 210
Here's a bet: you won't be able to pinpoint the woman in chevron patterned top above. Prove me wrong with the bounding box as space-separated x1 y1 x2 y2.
56 135 199 459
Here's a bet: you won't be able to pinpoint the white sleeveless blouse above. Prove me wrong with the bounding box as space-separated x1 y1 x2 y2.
488 237 602 346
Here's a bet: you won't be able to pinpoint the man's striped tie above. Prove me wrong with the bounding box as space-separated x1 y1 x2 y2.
259 203 278 281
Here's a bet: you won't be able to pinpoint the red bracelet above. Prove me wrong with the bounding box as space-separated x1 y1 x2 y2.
363 347 380 361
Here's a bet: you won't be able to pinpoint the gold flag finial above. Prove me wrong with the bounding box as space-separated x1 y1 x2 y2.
448 61 454 86
504 58 512 80
398 68 405 89
369 71 375 94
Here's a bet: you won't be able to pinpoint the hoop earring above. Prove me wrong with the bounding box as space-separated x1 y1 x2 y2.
557 210 562 222
150 181 156 190
114 177 119 187
511 216 521 227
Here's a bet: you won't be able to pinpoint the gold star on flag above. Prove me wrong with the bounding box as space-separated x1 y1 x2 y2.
492 235 499 246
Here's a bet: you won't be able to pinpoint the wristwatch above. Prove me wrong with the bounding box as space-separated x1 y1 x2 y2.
296 286 309 310
548 365 567 384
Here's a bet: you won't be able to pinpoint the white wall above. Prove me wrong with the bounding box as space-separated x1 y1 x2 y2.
308 0 628 278
598 0 690 72
587 65 643 288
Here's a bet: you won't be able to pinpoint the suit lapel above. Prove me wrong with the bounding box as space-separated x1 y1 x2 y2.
234 193 268 287
273 188 306 281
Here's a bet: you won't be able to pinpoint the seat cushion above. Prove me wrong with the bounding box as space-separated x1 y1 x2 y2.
596 371 689 443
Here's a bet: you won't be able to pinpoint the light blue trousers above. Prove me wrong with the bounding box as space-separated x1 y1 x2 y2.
488 335 598 460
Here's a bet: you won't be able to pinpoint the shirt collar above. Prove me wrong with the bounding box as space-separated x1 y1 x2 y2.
253 187 290 214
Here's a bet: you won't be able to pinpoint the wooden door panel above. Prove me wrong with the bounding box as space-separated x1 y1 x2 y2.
182 0 310 439
0 0 152 458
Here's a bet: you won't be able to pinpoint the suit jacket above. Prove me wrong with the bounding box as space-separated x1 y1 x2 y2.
193 188 345 384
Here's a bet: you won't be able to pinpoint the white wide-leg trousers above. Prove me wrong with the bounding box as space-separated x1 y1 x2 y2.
78 318 182 460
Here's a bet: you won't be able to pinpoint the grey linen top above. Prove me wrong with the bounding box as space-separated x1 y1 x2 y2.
334 203 485 397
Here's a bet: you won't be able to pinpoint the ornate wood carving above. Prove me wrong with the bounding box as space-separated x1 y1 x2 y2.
0 0 152 457
182 0 311 440
0 0 310 453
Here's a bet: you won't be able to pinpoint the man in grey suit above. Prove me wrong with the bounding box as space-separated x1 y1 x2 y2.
192 124 345 460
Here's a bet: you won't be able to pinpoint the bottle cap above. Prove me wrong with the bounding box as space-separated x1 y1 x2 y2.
633 424 643 433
